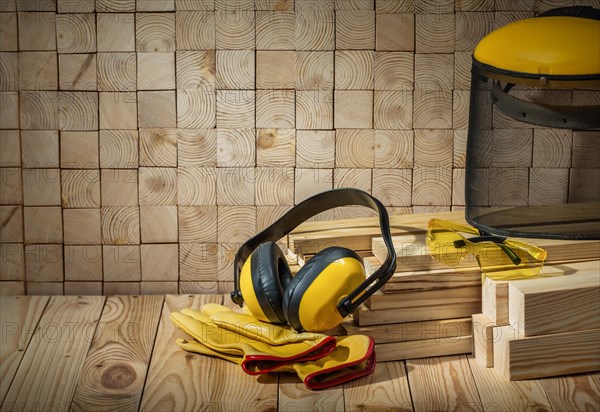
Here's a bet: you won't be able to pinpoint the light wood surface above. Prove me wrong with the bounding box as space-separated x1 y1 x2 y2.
354 301 481 326
367 286 481 310
376 336 473 362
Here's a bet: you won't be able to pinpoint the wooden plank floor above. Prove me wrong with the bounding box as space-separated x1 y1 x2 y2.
1 295 599 412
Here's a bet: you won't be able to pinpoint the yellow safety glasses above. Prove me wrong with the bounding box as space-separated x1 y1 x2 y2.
426 219 548 281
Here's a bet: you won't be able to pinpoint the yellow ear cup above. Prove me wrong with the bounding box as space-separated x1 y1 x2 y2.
282 247 365 332
240 241 292 324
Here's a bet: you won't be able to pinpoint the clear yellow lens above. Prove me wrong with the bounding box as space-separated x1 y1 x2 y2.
476 243 543 280
426 228 468 266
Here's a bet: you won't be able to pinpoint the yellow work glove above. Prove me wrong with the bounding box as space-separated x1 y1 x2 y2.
273 335 375 390
170 304 337 375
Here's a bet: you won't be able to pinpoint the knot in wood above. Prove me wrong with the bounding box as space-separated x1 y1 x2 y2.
101 363 136 389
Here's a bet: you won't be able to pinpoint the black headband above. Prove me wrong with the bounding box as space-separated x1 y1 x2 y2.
231 188 397 317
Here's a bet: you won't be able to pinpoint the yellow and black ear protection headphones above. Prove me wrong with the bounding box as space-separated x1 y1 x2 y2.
231 188 397 332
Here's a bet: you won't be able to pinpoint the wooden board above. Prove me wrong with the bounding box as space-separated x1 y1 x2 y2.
494 327 600 381
407 355 482 411
376 336 473 362
542 372 600 412
472 313 495 368
278 373 343 411
2 296 105 411
343 317 472 344
355 301 481 327
70 295 164 411
366 286 481 310
508 268 600 336
0 296 49 402
482 278 509 325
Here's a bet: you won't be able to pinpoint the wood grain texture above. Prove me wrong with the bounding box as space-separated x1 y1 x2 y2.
0 295 50 402
296 10 334 50
97 53 136 91
415 13 454 53
101 207 140 245
407 355 482 411
96 13 135 52
136 13 175 52
140 206 178 243
367 286 481 310
215 50 252 89
377 335 473 362
472 313 495 368
336 10 374 50
215 10 255 50
376 13 414 51
256 11 295 50
63 208 102 245
542 372 600 412
176 11 214 50
256 90 295 129
70 295 163 412
3 296 105 412
278 373 343 411
295 51 333 90
355 301 481 326
56 13 96 54
177 50 216 89
335 50 373 90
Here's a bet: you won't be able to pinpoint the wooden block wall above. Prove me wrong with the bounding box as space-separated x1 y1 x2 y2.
0 0 589 295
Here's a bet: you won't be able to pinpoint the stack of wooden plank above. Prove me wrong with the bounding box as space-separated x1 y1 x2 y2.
472 259 600 380
288 210 600 368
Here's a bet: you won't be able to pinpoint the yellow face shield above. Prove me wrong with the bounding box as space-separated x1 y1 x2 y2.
426 219 548 281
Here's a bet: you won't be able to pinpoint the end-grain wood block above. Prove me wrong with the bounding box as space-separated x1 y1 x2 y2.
24 244 63 282
138 0 175 11
375 130 413 168
532 128 572 168
488 167 529 206
22 168 61 206
0 130 20 167
295 51 333 91
59 54 97 91
376 13 414 51
177 167 216 205
216 128 255 167
137 53 175 90
372 168 412 207
256 205 290 232
414 129 453 165
482 277 509 326
454 52 473 90
415 13 455 53
97 13 135 52
25 282 64 295
255 167 294 206
63 208 101 245
179 281 218 294
255 0 294 10
217 242 240 282
99 92 137 129
336 10 375 50
455 12 494 52
216 168 255 206
141 244 179 285
140 205 178 243
456 0 494 11
64 282 102 295
374 90 413 129
215 50 252 90
256 11 295 50
177 128 217 167
472 313 496 367
97 53 136 91
138 167 177 206
453 129 467 168
64 245 102 281
215 9 255 50
96 0 135 11
256 128 296 167
99 129 138 169
179 243 218 281
374 52 413 91
296 91 333 129
0 91 19 129
0 244 24 281
19 51 57 90
256 90 295 129
414 54 454 91
0 205 23 243
334 90 373 129
256 50 295 89
101 206 140 245
58 91 98 131
102 245 140 281
295 10 334 50
56 13 96 53
494 326 600 381
101 169 138 206
176 11 214 50
0 13 18 51
0 51 18 90
412 164 453 206
178 50 216 89
573 131 600 169
58 0 96 12
0 168 22 205
414 0 454 13
18 12 56 50
138 91 177 128
492 129 532 168
178 205 217 243
137 13 176 52
335 50 373 90
452 168 466 205
177 88 216 128
453 90 471 130
509 271 600 337
19 91 58 130
295 130 335 168
61 169 100 208
413 90 453 129
529 168 569 205
334 168 372 193
217 90 256 129
140 281 178 294
294 168 333 204
21 130 59 168
139 128 177 167
103 282 140 295
569 168 600 203
335 129 374 168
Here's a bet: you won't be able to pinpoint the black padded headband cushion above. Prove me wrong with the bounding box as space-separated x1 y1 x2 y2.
250 241 292 324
